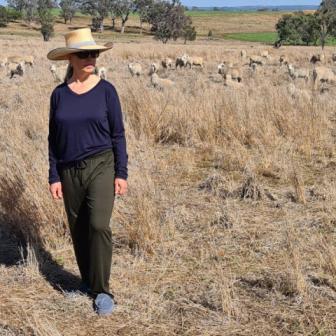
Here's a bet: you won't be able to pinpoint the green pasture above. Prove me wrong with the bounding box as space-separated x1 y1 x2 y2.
225 32 336 45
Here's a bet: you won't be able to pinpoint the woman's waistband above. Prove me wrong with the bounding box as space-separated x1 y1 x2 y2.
85 148 113 160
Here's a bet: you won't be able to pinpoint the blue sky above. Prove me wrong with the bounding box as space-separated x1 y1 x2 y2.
0 0 321 8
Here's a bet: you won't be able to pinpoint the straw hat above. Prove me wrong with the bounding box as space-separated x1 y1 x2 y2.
47 28 113 61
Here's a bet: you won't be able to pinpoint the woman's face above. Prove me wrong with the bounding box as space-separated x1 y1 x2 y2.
67 50 99 75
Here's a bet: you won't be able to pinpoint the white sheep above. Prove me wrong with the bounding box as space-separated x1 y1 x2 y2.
151 73 174 88
182 55 204 69
287 83 310 101
50 64 67 83
224 75 243 89
175 54 189 69
249 55 265 66
310 54 325 64
0 55 7 67
332 52 336 64
251 63 264 75
287 63 309 82
8 62 25 78
218 62 243 82
22 55 34 67
95 65 107 79
128 63 142 77
161 58 172 69
313 66 336 89
279 55 289 66
240 50 247 58
261 50 269 58
151 59 161 73
7 56 21 64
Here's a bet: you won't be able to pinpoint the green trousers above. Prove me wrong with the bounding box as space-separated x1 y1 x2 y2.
60 149 115 298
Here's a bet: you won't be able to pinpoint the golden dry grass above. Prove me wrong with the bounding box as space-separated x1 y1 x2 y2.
1 29 336 335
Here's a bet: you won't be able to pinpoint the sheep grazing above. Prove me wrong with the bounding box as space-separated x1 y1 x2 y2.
161 58 172 70
287 83 310 101
7 56 21 64
261 50 269 58
310 54 324 64
182 55 204 69
151 73 174 88
224 75 243 89
128 62 142 77
95 65 107 79
249 55 265 66
332 52 336 64
240 50 247 58
313 66 336 89
175 57 185 69
8 62 25 78
0 55 7 67
175 54 189 69
287 63 309 82
22 55 34 67
279 55 289 66
251 63 264 75
218 62 243 82
151 59 161 73
50 64 67 83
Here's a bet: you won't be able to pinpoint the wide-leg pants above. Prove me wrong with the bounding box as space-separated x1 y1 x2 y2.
60 149 115 298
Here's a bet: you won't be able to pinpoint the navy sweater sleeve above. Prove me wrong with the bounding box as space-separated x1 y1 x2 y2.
48 80 128 184
48 93 60 184
106 85 128 181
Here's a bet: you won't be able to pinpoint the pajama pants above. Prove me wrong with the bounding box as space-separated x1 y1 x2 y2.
60 149 115 298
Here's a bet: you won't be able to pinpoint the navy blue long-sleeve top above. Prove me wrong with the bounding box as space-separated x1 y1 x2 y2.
48 79 128 184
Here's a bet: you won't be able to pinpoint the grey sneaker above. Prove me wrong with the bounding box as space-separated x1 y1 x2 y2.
66 284 92 297
94 293 114 315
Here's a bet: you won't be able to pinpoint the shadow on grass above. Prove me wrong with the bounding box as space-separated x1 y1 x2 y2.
0 176 81 294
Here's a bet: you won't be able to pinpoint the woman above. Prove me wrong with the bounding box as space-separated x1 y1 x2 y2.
47 28 128 315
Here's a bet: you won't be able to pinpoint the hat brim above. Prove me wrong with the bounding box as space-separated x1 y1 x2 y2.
47 42 113 61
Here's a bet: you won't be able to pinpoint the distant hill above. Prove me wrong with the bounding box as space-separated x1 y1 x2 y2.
189 5 318 11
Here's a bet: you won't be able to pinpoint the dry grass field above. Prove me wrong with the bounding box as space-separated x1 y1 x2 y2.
2 14 336 336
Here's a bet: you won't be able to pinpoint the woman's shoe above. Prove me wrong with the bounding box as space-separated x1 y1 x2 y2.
66 284 92 297
94 293 114 315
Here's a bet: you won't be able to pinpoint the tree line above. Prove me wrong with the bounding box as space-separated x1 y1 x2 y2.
276 0 336 49
0 0 197 44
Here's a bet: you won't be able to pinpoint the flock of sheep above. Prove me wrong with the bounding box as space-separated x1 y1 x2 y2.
0 55 34 78
1 49 336 94
128 50 336 92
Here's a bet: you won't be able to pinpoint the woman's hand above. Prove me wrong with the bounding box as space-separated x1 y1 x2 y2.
50 182 63 199
115 178 127 195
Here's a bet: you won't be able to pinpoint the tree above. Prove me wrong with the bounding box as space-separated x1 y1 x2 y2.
213 6 220 11
0 6 8 26
299 13 320 46
59 0 80 24
6 0 37 26
276 13 305 45
109 0 134 34
6 0 26 13
37 0 56 40
147 0 191 44
315 0 336 49
182 24 196 44
0 5 21 26
81 0 112 33
40 12 54 40
133 0 153 34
